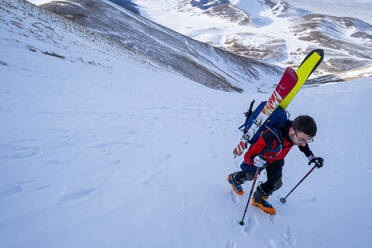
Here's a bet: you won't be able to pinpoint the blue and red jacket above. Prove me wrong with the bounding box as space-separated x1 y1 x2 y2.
244 120 314 164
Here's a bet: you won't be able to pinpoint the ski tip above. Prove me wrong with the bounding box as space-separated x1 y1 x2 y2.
285 67 298 78
315 49 324 57
307 49 324 57
312 49 324 61
298 49 325 69
285 67 296 72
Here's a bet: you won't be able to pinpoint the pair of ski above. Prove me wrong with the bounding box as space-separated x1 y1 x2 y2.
233 49 324 157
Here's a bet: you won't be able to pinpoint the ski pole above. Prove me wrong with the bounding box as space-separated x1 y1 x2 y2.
280 164 317 203
239 167 260 226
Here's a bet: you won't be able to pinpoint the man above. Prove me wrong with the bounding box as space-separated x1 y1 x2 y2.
228 115 324 215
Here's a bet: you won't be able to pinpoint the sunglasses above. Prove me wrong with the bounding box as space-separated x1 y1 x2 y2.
294 129 314 144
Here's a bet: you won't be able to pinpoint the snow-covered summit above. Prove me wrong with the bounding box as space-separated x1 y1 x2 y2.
29 0 372 84
130 0 372 80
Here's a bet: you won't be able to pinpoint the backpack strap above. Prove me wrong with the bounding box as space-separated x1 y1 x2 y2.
261 125 283 159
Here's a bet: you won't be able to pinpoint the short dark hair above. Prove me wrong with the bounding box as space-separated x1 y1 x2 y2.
293 115 317 137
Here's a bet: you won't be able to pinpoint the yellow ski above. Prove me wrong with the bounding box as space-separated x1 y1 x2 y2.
280 49 324 109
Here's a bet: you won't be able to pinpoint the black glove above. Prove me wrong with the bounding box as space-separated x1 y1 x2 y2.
308 156 324 168
240 161 256 173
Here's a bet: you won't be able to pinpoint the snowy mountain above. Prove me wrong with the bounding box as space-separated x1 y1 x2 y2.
130 0 372 80
29 0 294 93
285 0 372 25
1 0 372 248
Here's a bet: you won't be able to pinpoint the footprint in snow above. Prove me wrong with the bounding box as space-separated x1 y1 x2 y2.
242 215 259 235
16 181 51 193
45 160 64 166
0 185 23 199
0 181 51 199
267 228 296 248
226 240 237 248
140 169 168 188
0 144 41 160
57 188 94 206
284 227 296 247
229 189 239 204
27 185 51 192
268 239 280 248
304 196 318 203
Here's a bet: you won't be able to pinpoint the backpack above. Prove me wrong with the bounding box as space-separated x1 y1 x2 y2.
239 100 289 150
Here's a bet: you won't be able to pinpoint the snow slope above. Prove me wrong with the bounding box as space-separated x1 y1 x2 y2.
1 0 372 247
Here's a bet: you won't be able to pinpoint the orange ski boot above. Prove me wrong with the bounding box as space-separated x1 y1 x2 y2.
227 173 244 195
252 187 276 215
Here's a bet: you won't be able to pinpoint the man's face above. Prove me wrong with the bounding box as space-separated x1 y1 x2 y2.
289 127 313 147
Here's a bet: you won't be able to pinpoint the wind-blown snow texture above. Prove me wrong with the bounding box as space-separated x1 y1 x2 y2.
1 0 372 248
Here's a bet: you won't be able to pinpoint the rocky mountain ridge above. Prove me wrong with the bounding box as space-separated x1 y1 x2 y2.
132 0 372 79
35 0 288 92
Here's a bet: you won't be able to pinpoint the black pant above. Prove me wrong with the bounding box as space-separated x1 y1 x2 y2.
235 159 284 195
